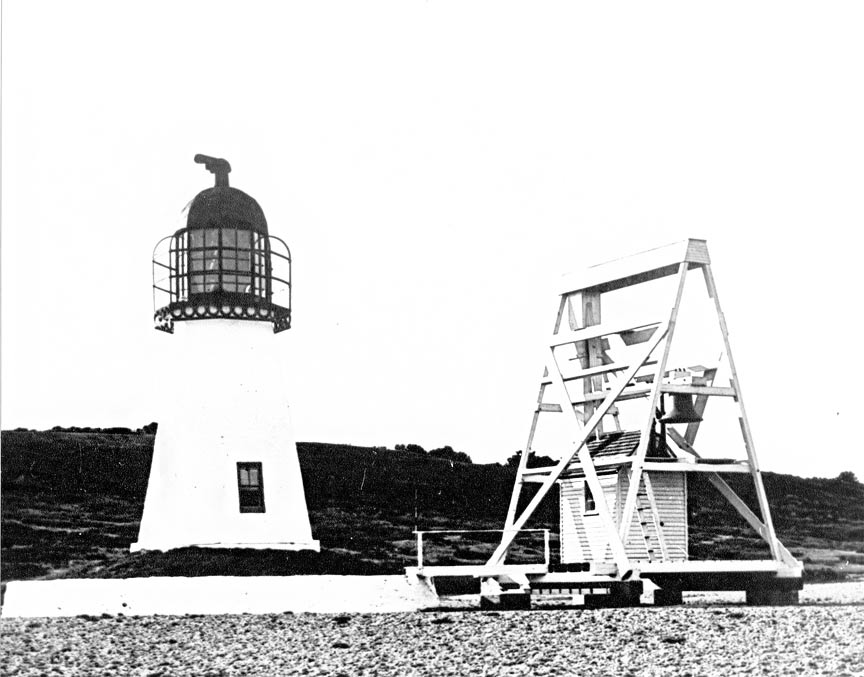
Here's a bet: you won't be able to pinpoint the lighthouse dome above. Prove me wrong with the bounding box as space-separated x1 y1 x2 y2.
185 185 269 235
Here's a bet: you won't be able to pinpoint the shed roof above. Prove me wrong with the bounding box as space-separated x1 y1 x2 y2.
585 430 675 459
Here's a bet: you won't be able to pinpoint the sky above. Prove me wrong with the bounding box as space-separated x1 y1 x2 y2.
2 1 863 481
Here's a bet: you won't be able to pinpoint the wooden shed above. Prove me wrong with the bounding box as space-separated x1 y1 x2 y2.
558 430 688 565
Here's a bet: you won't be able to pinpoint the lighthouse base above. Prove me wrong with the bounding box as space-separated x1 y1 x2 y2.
129 540 321 553
133 320 319 554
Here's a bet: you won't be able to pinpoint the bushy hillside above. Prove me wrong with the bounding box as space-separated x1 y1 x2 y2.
1 431 556 582
687 471 864 579
2 430 862 583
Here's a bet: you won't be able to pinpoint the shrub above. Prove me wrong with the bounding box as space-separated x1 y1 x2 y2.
395 444 427 455
429 446 472 464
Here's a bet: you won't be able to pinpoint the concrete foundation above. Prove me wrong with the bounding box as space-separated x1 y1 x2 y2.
1 575 439 618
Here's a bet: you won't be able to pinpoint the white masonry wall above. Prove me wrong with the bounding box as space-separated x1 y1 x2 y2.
132 319 318 552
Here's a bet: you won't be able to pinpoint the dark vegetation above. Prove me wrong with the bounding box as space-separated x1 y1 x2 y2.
687 471 864 581
2 430 863 584
1 431 555 582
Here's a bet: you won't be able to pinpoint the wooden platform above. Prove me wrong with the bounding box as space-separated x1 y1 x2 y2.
407 558 803 608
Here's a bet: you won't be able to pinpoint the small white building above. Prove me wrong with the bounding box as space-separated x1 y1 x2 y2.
132 155 319 553
559 430 687 565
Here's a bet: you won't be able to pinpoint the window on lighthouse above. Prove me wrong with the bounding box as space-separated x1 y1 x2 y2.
237 462 266 513
188 228 265 297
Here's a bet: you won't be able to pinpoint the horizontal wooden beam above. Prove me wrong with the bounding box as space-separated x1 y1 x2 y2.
522 453 640 478
543 360 658 386
550 319 661 347
562 361 630 379
641 461 751 473
660 384 737 397
540 383 731 414
639 559 800 575
520 465 555 478
558 238 710 295
571 387 652 404
408 563 549 579
530 571 619 585
521 475 549 484
525 456 752 479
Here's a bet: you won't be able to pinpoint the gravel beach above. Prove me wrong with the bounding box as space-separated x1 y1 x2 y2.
3 582 863 676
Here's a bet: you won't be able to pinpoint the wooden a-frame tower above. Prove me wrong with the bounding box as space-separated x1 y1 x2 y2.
409 238 802 608
488 238 801 604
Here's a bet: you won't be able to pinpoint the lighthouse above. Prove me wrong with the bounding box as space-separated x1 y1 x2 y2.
132 155 319 553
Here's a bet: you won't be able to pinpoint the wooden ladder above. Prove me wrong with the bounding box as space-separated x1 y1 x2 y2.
632 471 668 562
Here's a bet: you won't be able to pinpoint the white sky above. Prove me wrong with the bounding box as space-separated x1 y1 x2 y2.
2 1 863 481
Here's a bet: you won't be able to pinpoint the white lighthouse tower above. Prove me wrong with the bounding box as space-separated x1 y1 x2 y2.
132 155 319 553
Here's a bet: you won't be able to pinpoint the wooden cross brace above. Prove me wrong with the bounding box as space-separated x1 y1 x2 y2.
487 320 671 571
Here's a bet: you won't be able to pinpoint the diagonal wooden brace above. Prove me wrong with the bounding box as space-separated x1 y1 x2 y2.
618 263 689 545
701 264 782 562
667 428 798 567
486 323 669 570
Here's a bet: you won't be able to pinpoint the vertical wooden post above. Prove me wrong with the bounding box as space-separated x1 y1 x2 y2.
416 532 424 569
580 291 605 435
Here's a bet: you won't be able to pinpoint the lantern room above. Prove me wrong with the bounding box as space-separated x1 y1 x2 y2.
152 155 292 333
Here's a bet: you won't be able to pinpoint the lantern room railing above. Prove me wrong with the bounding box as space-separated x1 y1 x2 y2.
152 232 292 334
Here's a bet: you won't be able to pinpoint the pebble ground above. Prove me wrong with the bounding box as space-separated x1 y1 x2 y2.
3 583 863 676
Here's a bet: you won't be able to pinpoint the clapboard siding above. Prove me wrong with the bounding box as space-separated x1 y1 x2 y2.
619 472 688 562
559 473 618 563
559 471 687 564
559 487 584 562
